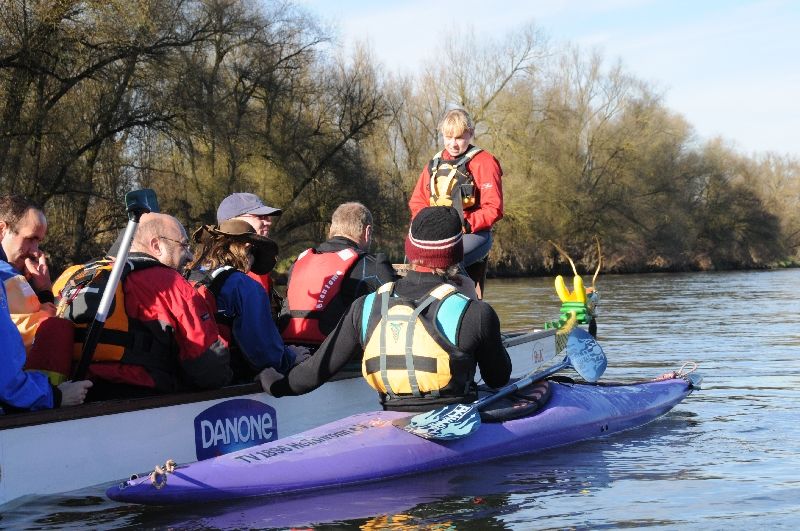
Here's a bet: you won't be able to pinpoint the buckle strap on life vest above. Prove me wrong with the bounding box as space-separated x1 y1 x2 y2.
428 147 483 216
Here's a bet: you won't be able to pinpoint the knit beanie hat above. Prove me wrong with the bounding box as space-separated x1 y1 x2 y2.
405 206 464 268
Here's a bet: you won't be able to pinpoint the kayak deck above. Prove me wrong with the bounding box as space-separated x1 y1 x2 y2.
108 376 698 505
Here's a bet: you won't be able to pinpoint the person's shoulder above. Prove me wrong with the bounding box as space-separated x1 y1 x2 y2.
127 263 187 291
362 251 395 271
0 260 19 281
468 148 502 177
226 269 259 287
471 148 501 164
463 296 497 316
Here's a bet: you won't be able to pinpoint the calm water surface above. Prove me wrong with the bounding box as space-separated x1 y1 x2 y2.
3 270 799 529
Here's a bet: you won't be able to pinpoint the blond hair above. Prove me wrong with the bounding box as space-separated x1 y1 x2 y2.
439 108 474 138
328 202 372 241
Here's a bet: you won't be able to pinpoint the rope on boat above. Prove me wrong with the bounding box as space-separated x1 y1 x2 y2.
149 459 176 489
653 361 698 382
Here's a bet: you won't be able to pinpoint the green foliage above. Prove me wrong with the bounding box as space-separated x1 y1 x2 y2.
0 4 795 276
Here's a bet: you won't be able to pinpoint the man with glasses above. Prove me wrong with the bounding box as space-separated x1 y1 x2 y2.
56 213 233 400
217 193 283 317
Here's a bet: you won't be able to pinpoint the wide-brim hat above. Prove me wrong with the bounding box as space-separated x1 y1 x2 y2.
192 220 279 275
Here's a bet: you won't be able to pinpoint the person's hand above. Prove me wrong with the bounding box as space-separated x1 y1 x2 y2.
58 380 93 406
39 302 57 317
24 252 52 292
288 345 311 366
257 367 284 395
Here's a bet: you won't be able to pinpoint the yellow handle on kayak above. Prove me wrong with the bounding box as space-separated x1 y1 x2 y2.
555 274 586 304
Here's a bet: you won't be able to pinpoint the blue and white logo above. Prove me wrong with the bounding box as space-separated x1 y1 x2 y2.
194 399 277 460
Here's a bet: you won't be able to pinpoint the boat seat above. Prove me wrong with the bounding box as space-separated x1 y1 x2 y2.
478 379 551 422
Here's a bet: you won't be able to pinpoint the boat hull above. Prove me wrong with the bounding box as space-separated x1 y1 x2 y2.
0 328 556 507
108 376 698 505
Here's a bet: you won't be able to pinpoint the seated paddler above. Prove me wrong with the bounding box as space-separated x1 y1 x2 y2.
186 220 309 382
279 202 397 348
56 213 233 400
258 205 512 412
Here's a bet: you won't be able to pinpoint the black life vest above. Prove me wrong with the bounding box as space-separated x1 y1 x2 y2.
428 146 483 217
360 282 474 409
186 266 239 345
56 255 172 371
281 247 362 345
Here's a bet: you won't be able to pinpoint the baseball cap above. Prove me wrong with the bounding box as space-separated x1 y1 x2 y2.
216 193 282 223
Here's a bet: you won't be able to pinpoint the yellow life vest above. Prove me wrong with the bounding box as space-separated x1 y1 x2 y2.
360 282 472 399
428 147 482 211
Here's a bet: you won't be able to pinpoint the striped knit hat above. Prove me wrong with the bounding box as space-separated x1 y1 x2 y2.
405 206 464 268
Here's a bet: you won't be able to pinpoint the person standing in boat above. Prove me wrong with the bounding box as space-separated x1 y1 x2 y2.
408 108 503 298
259 206 512 412
216 192 283 319
57 213 234 400
186 220 309 382
279 202 396 347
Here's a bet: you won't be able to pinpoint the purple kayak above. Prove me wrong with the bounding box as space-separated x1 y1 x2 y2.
107 375 700 505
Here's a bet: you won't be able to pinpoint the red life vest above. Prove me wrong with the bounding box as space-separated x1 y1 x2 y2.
281 247 362 344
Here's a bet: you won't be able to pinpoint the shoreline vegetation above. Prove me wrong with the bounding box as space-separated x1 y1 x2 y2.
1 1 797 277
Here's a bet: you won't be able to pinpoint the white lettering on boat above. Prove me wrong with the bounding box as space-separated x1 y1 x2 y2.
532 344 544 363
233 422 372 464
200 413 275 449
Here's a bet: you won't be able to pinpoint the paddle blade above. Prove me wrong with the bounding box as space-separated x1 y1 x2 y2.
566 328 607 382
403 403 481 440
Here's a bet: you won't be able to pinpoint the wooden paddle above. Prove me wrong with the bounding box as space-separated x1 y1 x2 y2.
72 189 159 380
402 327 607 441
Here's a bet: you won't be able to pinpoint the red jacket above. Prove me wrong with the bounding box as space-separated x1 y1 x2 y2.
87 262 232 392
409 147 504 233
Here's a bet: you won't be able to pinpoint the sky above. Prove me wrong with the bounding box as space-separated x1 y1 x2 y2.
297 0 800 158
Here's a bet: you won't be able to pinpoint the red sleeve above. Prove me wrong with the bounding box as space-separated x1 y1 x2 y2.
463 151 503 233
409 165 432 220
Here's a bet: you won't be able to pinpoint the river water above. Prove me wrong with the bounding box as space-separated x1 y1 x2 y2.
3 269 799 529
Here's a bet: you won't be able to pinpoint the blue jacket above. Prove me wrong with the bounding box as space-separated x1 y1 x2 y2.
217 271 295 374
0 260 55 411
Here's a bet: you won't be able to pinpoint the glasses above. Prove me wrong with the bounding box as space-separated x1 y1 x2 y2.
158 236 191 251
